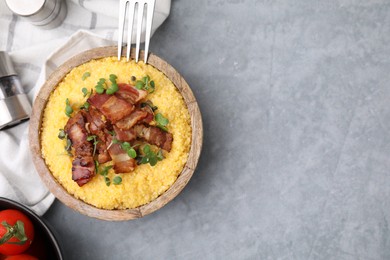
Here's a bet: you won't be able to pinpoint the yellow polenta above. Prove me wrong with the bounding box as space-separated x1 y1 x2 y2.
40 57 192 209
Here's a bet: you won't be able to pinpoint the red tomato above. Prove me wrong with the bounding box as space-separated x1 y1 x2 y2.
0 210 34 256
4 254 38 260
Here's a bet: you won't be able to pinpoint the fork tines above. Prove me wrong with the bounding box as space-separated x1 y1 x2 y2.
118 0 156 63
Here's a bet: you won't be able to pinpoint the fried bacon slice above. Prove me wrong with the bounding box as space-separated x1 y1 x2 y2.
88 93 134 123
113 125 136 142
133 124 173 152
87 93 111 108
65 111 92 156
95 131 111 164
82 107 106 135
139 102 154 124
65 111 95 186
115 110 148 130
116 83 148 104
106 135 136 173
72 156 95 186
81 108 112 164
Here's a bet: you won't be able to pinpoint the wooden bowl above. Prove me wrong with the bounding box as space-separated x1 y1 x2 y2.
29 46 203 221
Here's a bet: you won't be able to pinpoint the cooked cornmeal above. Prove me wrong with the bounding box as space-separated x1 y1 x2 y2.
40 57 192 209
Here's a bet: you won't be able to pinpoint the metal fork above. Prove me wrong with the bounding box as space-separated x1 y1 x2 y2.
117 0 156 63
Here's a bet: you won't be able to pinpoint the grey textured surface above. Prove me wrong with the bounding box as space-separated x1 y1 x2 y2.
44 0 390 259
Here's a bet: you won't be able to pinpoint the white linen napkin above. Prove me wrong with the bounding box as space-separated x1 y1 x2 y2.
0 0 171 216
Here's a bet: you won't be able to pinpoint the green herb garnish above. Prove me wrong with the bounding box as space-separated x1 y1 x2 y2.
113 176 122 185
81 88 93 98
82 72 91 81
106 74 119 95
58 129 66 139
80 102 90 110
65 138 72 155
94 160 99 173
87 135 99 156
65 98 73 117
138 145 163 166
95 164 114 187
95 78 106 94
107 130 116 136
82 88 88 97
141 100 158 111
135 75 155 93
98 165 113 186
58 129 72 156
112 139 138 159
157 149 164 161
155 113 169 131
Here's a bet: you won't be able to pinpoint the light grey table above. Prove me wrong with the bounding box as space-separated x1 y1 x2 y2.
43 1 390 259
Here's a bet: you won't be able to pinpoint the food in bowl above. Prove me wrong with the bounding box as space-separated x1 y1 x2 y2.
40 57 192 210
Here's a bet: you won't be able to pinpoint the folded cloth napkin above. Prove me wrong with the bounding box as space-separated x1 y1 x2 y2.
0 0 171 216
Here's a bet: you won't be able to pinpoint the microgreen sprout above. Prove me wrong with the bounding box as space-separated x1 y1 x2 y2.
137 145 164 166
135 75 155 93
87 135 99 156
112 139 137 159
155 113 169 132
65 98 73 117
82 72 91 81
58 129 66 140
97 165 113 186
141 100 158 112
81 88 93 98
82 88 88 97
113 176 122 185
58 129 72 156
94 160 99 173
80 102 90 110
106 74 119 95
95 78 106 94
157 149 164 161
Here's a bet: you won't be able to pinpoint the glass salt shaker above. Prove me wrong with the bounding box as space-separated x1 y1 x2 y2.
0 52 32 130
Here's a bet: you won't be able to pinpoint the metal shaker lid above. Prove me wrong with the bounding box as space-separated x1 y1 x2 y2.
5 0 45 16
0 51 17 78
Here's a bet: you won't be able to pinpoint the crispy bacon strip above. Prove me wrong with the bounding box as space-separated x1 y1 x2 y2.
106 135 136 173
87 93 110 108
65 112 95 186
113 125 136 142
116 83 148 104
65 111 91 156
139 103 154 124
95 131 111 164
81 108 112 163
133 124 173 151
88 93 134 123
82 107 106 135
72 156 95 186
115 110 148 130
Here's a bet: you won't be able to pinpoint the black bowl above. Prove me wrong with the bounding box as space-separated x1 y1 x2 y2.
0 197 62 260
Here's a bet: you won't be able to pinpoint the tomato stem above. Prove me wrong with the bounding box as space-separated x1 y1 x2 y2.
0 220 27 245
